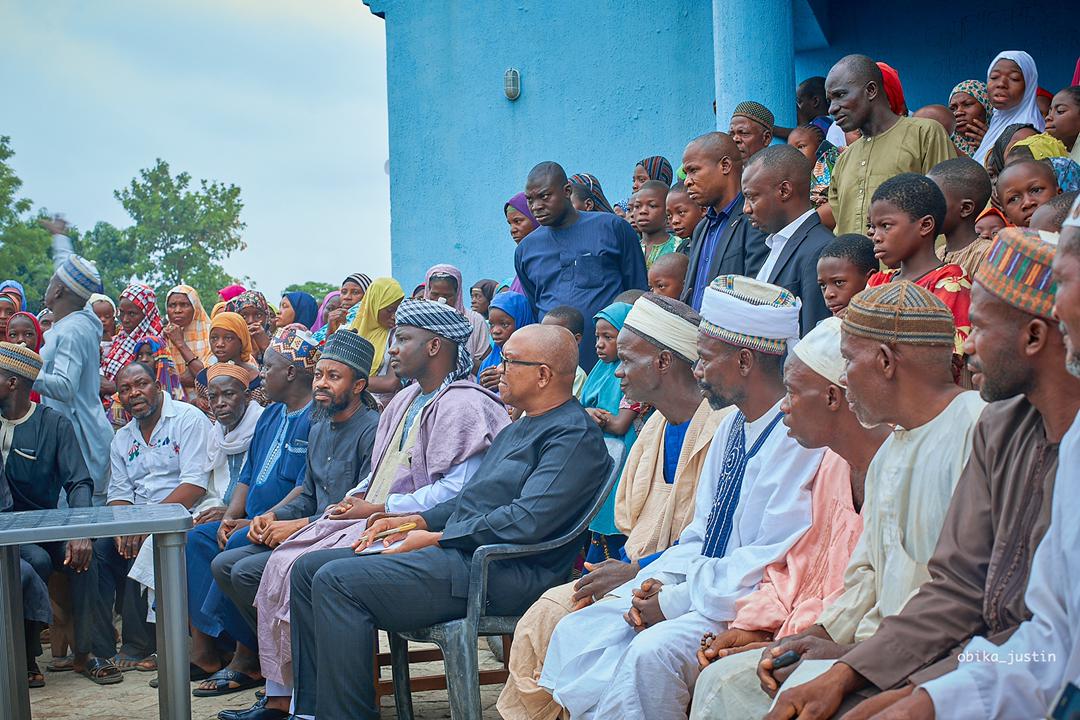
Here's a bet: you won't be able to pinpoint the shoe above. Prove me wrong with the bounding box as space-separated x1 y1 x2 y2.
216 701 289 720
218 696 274 720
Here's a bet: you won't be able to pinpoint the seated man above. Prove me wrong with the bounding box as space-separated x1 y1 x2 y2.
0 343 106 685
689 318 888 717
93 360 212 671
192 328 320 696
763 230 1080 718
540 276 825 719
498 292 730 720
244 302 509 718
286 324 612 720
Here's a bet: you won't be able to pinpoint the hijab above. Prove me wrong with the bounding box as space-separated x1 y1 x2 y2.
133 334 185 401
423 264 469 314
313 290 341 332
225 290 272 335
424 264 491 365
477 291 537 375
568 173 616 214
504 192 539 227
218 284 247 302
210 311 254 363
975 50 1046 164
0 281 26 311
348 277 405 375
6 311 43 351
282 291 318 330
102 283 166 381
470 279 498 304
166 284 213 374
636 156 674 186
579 302 633 417
949 80 992 158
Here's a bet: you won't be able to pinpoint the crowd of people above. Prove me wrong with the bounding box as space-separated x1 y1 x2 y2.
2 49 1080 720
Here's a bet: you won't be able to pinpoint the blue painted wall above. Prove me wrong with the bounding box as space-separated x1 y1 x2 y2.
365 0 715 291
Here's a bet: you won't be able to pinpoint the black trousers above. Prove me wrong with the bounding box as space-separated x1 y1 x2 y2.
20 541 100 659
89 537 156 660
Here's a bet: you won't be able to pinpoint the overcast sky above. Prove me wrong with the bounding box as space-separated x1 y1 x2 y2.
0 0 390 300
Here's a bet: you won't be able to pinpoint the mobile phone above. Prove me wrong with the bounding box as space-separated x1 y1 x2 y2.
772 649 800 670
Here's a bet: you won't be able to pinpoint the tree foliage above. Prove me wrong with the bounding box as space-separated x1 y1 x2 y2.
79 221 139 300
0 136 53 312
283 281 337 301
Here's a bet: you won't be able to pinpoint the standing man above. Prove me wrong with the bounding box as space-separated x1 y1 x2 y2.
680 133 770 310
35 217 114 503
515 161 647 370
825 55 955 235
742 145 833 333
728 101 775 161
773 77 847 148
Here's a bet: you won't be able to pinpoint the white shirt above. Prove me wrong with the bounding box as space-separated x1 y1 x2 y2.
922 412 1080 719
756 209 817 282
348 451 485 514
826 121 847 148
108 394 212 505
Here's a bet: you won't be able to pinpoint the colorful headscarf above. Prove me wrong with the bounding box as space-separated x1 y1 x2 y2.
876 62 907 116
268 326 321 372
975 50 1046 164
477 291 537 375
166 284 213 375
0 281 27 311
225 290 272 335
6 311 43 352
949 80 992 158
977 205 1010 228
133 334 185 401
312 290 341 332
210 301 226 318
102 283 166 381
282 291 318 330
636 156 674 186
504 192 540 226
218 284 247 302
348 277 405 375
343 273 373 293
568 173 616 214
210 311 254 363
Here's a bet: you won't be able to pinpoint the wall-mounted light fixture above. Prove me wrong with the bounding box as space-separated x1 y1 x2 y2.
504 68 521 101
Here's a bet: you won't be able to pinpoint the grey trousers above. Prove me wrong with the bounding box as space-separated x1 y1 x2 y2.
209 542 272 639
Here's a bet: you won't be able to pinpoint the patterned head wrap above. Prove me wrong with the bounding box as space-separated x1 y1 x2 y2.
624 292 701 364
568 173 616 214
207 361 251 385
394 299 475 385
6 311 43 352
792 317 845 386
101 283 166 381
636 156 674 186
210 311 254 362
166 284 213 373
842 281 955 347
343 273 373 292
268 327 321 372
225 290 272 335
699 276 801 355
348 277 406 375
54 255 103 301
424 264 471 314
975 227 1058 319
732 101 775 131
950 80 992 157
321 329 376 379
132 334 185 400
0 341 42 381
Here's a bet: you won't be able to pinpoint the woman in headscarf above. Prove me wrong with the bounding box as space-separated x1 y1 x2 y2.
135 335 186 402
974 50 1045 165
311 273 372 343
0 280 27 310
0 293 17 339
949 80 992 158
163 284 214 401
194 311 266 411
349 277 406 408
101 283 167 382
1008 132 1080 193
569 173 617 214
504 192 541 295
477 291 536 392
6 311 44 403
225 290 273 360
218 284 246 303
423 264 493 374
632 156 674 192
469 279 499 318
312 291 340 333
276 291 318 331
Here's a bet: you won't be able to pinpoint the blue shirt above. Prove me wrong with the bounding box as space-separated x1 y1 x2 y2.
514 211 647 370
239 402 312 518
690 195 742 310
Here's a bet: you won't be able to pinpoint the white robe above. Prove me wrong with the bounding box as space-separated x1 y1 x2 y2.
921 412 1080 719
539 400 822 719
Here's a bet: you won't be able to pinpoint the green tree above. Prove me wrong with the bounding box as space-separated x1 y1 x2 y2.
283 281 337 301
78 221 139 300
0 136 53 312
115 159 246 303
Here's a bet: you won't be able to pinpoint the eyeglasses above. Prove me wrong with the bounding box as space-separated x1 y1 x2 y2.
498 357 546 370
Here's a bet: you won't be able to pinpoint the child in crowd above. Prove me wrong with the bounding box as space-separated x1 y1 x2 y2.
477 291 536 393
867 173 971 358
996 159 1062 227
974 206 1009 242
636 180 683 268
666 182 706 242
647 251 688 300
541 305 587 398
36 308 54 333
816 233 877 317
927 156 995 276
1030 190 1079 231
787 124 823 163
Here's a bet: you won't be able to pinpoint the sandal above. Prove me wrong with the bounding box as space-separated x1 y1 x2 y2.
28 663 45 688
47 655 75 672
111 653 157 672
192 668 264 697
147 664 214 688
78 657 124 686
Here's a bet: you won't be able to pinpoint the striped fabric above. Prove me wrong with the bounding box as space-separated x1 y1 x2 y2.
0 341 43 381
394 299 474 386
269 327 321 371
975 227 1058 319
569 173 616 214
636 156 673 186
699 275 800 356
842 281 955 347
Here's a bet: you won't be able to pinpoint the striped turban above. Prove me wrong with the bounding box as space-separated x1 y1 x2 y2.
699 276 801 355
343 273 373 292
394 299 474 386
624 292 701 364
975 227 1059 319
636 156 674 186
843 281 955 347
0 342 42 381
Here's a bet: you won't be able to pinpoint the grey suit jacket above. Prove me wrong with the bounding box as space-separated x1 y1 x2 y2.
766 211 834 335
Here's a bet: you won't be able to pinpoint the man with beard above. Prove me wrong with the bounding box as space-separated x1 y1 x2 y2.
237 301 509 719
191 328 318 698
539 276 824 720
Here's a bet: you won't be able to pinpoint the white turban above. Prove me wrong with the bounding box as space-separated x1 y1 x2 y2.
699 275 801 355
791 317 845 386
623 294 700 363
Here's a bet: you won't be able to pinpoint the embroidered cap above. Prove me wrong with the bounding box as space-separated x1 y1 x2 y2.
699 275 800 355
975 227 1058 319
55 254 103 300
0 341 43 381
732 101 775 131
321 329 376 379
269 327 321 371
842 281 955 347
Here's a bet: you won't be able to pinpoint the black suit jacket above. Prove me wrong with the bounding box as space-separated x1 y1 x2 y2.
680 198 770 307
765 211 834 336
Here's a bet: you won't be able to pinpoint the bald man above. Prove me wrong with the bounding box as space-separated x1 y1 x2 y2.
681 132 770 310
515 161 647 371
288 325 614 720
825 54 955 235
742 145 833 333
